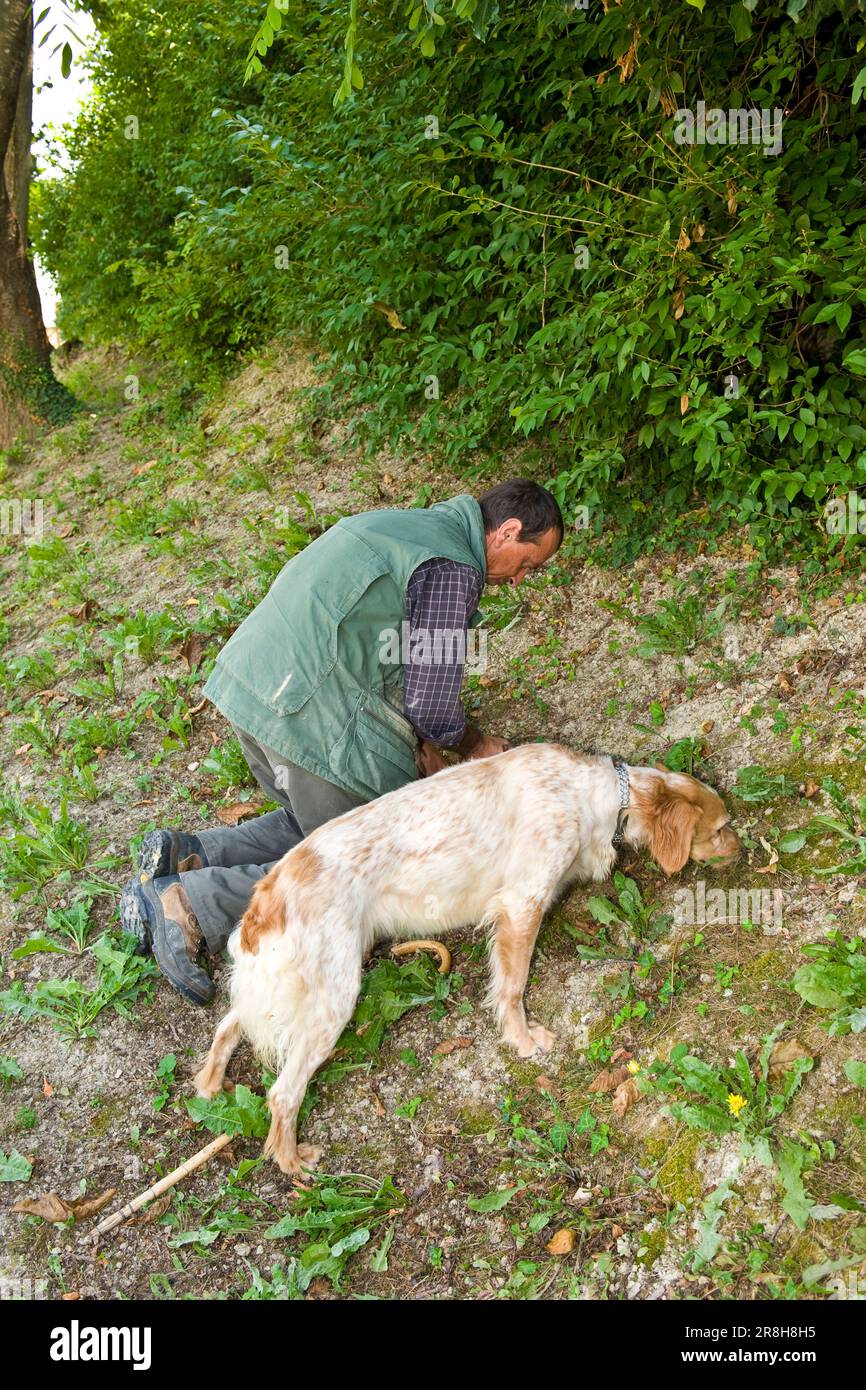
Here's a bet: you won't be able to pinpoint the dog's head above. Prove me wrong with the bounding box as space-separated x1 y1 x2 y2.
630 770 741 874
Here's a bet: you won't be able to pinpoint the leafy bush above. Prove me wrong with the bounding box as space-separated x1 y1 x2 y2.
34 0 866 520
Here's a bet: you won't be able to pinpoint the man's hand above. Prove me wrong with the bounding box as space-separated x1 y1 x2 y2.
453 722 511 761
415 740 449 778
464 734 511 761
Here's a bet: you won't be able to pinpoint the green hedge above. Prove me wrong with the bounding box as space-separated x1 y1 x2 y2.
34 0 866 521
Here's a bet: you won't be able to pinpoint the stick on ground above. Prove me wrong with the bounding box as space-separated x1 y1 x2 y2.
92 1132 232 1239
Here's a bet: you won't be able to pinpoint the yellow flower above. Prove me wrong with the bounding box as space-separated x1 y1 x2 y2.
727 1093 748 1117
627 1060 641 1075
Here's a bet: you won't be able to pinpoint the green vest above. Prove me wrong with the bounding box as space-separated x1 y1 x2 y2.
203 494 487 800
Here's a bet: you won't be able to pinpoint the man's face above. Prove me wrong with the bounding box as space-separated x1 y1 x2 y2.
484 523 560 588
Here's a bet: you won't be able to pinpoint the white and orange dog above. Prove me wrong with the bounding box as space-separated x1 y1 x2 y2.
195 744 741 1174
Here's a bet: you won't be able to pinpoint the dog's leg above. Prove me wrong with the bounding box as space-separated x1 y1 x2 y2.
487 901 556 1058
263 1016 345 1176
193 1010 241 1098
263 962 361 1176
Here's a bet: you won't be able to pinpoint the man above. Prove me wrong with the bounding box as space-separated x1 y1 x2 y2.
120 477 563 1003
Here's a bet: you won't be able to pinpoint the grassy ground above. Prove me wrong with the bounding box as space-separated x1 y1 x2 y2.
1 344 865 1301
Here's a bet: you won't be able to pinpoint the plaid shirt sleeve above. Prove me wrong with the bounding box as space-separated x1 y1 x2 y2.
404 558 484 748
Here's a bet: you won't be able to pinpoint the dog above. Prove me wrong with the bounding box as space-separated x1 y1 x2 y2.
194 744 741 1174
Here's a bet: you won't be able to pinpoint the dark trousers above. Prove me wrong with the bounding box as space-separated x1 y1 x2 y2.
181 725 363 953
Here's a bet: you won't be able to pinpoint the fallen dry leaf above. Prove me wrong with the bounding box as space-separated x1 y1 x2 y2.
42 1077 53 1098
675 225 691 253
612 1078 640 1117
12 1188 115 1223
432 1036 473 1056
55 522 74 539
69 599 97 622
767 1038 811 1078
216 802 259 826
178 634 205 671
185 698 208 718
60 1292 81 1300
610 1049 633 1064
756 836 779 875
588 1066 631 1094
534 1074 558 1093
702 719 715 733
370 1088 386 1118
777 672 795 697
141 1192 173 1224
672 288 685 320
680 393 689 415
546 1228 577 1256
802 778 820 799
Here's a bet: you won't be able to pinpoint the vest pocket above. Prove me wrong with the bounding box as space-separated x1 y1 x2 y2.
329 690 418 798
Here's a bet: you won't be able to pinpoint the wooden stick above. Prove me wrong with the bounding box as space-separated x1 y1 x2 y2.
92 1132 232 1239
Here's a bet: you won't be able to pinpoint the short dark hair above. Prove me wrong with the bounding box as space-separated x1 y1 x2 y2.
478 479 563 545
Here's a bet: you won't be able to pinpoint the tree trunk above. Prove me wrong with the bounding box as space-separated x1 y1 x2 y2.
0 0 76 448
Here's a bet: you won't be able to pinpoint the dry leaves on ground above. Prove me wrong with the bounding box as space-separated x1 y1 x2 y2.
432 1037 473 1056
547 1228 577 1255
216 802 259 826
12 1188 116 1223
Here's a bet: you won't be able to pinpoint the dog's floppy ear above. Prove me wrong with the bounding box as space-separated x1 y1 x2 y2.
647 792 701 874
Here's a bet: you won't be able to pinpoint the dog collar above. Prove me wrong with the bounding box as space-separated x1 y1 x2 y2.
611 756 630 849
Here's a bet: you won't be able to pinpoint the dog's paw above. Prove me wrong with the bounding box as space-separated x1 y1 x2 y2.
511 1023 557 1058
192 1067 222 1100
275 1142 323 1177
527 1021 557 1054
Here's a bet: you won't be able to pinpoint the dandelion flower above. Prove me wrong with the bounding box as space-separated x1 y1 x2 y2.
727 1093 747 1117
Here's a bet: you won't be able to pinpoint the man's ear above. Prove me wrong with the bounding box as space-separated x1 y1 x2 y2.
647 793 701 874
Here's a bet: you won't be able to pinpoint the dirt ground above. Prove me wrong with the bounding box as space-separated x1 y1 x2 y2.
0 344 864 1301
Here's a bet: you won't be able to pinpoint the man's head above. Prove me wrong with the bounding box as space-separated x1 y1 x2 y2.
479 479 563 587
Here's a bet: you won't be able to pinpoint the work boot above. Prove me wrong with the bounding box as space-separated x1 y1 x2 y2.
137 829 208 879
119 874 214 1005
